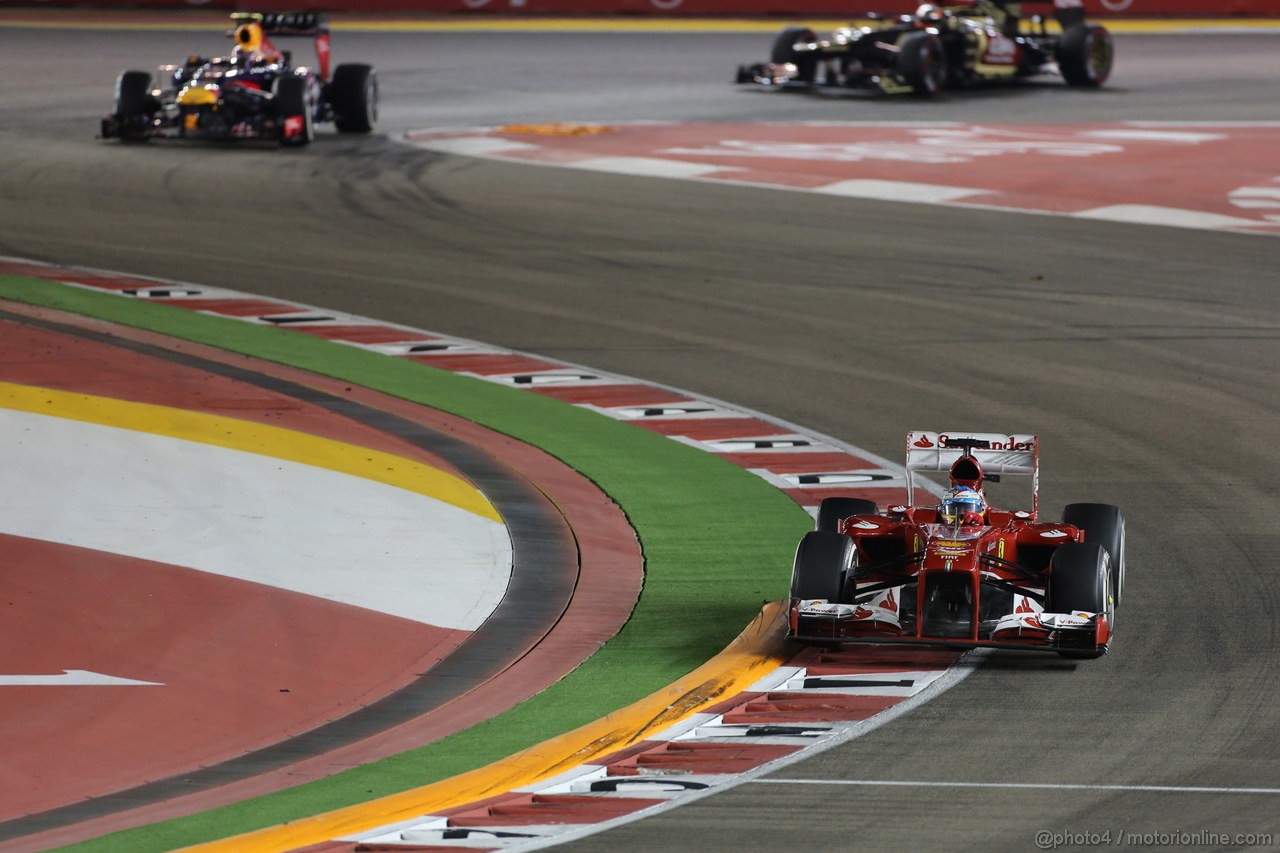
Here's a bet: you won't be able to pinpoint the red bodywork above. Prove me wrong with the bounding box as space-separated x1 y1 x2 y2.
789 431 1115 656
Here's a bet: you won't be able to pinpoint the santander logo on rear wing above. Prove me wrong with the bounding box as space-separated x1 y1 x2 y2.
906 430 1041 516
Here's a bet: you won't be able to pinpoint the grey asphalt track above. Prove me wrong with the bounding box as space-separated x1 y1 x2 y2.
2 21 1279 852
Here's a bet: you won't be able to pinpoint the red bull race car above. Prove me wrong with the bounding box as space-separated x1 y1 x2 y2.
789 431 1125 658
736 0 1113 96
101 11 377 146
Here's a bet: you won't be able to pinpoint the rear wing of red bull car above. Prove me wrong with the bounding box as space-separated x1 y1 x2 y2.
905 430 1040 517
231 11 331 80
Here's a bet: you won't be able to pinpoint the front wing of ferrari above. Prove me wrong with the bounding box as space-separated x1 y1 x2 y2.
791 598 1111 655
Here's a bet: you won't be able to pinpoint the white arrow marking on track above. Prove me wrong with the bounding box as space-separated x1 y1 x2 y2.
0 670 163 686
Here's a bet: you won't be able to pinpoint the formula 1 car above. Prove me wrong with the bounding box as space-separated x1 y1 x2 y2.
736 0 1113 96
788 431 1125 658
102 11 377 146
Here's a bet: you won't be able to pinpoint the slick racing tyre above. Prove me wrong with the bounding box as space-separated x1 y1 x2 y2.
330 63 378 134
770 26 818 84
898 32 945 96
1047 542 1112 659
1063 503 1126 604
816 497 879 533
114 70 155 142
791 531 853 602
273 74 314 147
1057 23 1113 87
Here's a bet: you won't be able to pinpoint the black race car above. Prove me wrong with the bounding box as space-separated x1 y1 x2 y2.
102 11 377 146
735 0 1113 97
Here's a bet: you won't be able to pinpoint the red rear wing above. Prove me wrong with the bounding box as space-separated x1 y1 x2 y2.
905 431 1040 517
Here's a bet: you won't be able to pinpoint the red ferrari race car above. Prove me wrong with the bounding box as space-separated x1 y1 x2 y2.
789 431 1124 658
101 11 377 147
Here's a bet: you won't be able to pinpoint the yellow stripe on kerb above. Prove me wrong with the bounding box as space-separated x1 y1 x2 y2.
178 601 790 853
0 381 501 523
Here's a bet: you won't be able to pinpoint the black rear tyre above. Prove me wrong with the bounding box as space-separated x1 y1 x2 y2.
816 497 879 533
1047 542 1112 659
273 74 313 147
898 31 945 96
330 63 378 134
770 26 818 84
1063 503 1125 605
791 531 853 602
1057 23 1113 87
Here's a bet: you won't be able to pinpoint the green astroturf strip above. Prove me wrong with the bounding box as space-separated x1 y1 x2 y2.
0 276 812 851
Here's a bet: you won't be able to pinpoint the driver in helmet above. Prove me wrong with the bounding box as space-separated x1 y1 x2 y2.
940 486 987 526
232 21 282 66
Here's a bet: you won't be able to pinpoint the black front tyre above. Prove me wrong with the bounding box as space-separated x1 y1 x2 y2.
1047 542 1112 659
770 26 818 84
330 63 378 134
1063 502 1125 605
273 74 314 147
898 31 945 96
1057 23 1113 87
113 70 155 141
816 497 879 533
791 531 853 602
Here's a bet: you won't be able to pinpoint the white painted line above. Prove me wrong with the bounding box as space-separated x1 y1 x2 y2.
1123 120 1280 128
415 135 541 156
568 156 734 178
747 779 1280 795
1072 204 1276 230
580 402 746 421
0 409 511 631
783 668 951 697
1079 129 1225 144
460 370 609 386
1230 200 1280 209
749 468 903 491
353 341 498 356
816 179 992 203
0 670 163 687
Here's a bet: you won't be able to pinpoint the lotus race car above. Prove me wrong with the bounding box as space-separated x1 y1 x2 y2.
789 431 1125 658
736 0 1113 97
102 11 377 146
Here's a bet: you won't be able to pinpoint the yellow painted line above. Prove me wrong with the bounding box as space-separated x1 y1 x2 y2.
0 13 1276 33
178 600 790 852
0 380 501 523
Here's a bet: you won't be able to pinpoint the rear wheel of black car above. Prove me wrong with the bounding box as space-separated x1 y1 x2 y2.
816 497 879 533
1063 502 1126 605
791 531 853 602
331 63 378 134
1057 23 1113 87
114 70 155 142
1047 542 1112 659
898 32 945 96
771 26 818 84
273 74 313 147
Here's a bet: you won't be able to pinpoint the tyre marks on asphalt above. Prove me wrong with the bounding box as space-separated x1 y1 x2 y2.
400 122 1280 236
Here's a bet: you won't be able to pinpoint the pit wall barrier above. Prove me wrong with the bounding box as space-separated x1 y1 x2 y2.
13 0 1280 16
